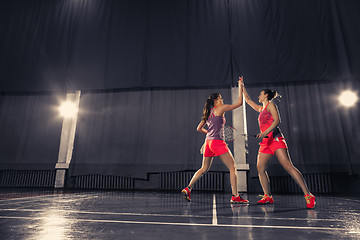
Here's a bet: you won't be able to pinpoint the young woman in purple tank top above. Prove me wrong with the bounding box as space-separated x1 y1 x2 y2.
242 83 316 208
182 77 249 204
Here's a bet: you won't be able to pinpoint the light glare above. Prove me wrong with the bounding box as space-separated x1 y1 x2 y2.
339 90 358 107
59 101 78 118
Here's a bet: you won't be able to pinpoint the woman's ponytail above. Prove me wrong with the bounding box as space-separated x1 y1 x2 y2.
272 90 282 102
202 93 219 122
263 89 282 102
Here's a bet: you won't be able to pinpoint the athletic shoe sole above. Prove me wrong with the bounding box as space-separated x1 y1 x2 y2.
230 200 249 204
181 190 191 202
257 201 273 204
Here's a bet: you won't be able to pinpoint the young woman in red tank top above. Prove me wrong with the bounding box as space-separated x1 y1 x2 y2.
242 84 316 209
181 77 249 204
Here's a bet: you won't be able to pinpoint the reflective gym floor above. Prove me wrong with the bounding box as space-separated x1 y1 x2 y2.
0 189 359 240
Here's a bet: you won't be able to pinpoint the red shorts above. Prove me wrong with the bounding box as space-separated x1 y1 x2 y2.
259 136 288 155
204 139 229 157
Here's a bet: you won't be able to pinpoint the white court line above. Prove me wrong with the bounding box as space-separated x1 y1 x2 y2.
0 216 358 233
0 195 56 202
0 194 99 205
335 197 360 203
0 208 209 218
212 194 217 225
0 208 342 222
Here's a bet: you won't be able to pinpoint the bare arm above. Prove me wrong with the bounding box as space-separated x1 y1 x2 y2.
257 102 281 138
216 76 244 115
243 85 262 112
196 120 207 134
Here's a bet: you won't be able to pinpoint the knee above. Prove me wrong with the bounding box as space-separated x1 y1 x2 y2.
227 163 236 173
283 163 295 173
229 166 236 174
257 164 266 174
198 167 209 175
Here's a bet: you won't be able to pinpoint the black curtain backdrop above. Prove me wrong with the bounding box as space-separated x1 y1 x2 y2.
0 0 359 181
0 0 359 91
70 88 232 178
0 93 65 170
0 83 358 178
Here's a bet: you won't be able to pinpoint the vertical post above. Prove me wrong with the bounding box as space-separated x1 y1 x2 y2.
54 91 81 188
231 87 249 192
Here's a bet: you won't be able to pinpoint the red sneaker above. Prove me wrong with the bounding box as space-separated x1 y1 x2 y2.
304 194 316 209
181 187 191 202
257 194 274 204
230 195 249 204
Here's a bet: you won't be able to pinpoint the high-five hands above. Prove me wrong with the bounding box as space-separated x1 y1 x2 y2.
238 76 244 87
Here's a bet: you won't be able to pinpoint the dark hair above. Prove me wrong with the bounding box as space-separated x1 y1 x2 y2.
202 93 220 122
262 89 281 101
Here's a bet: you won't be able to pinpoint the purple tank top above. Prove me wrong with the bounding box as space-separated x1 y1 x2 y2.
206 107 226 141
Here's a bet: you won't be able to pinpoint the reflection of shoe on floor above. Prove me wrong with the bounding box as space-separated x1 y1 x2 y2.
307 210 317 219
181 187 191 202
257 194 274 204
230 203 249 214
230 195 249 204
231 203 248 215
260 205 275 216
304 194 316 209
231 204 240 214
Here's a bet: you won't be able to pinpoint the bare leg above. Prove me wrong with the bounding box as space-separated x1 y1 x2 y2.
257 152 273 196
275 148 310 195
218 151 238 196
188 156 214 190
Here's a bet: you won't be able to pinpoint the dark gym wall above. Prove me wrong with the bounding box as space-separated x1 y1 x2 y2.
0 1 359 191
1 0 359 91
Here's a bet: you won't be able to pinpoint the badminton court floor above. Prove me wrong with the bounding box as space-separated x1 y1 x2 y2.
0 189 359 239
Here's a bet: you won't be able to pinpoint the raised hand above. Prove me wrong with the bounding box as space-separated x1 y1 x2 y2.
238 76 244 87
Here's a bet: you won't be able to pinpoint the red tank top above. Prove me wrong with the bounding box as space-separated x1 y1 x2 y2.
258 103 282 138
258 103 273 132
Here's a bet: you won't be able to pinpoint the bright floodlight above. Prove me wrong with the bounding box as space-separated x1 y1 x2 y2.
339 90 358 107
59 101 78 118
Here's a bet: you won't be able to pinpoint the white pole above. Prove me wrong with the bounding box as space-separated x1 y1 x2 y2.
231 87 249 192
54 90 81 188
